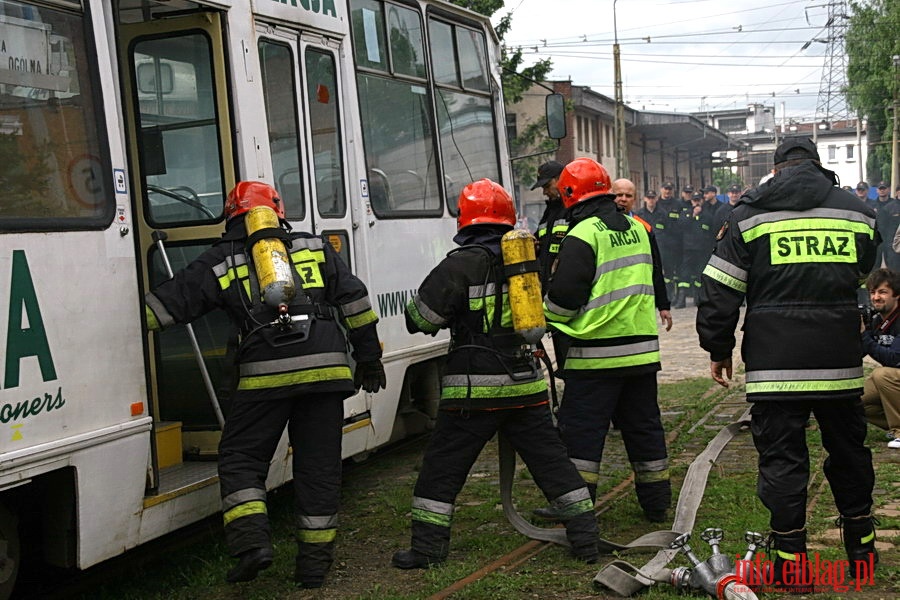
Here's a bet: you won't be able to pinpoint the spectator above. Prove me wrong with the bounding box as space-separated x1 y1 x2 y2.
860 268 900 448
875 182 900 269
677 191 714 307
656 182 684 301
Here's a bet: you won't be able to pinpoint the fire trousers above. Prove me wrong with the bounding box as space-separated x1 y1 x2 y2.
408 404 598 559
557 373 671 514
218 391 345 579
750 399 874 532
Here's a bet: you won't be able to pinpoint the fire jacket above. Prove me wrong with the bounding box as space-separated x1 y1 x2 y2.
653 196 684 250
543 196 661 377
404 226 548 411
535 198 569 288
682 205 716 253
697 161 876 401
145 219 381 400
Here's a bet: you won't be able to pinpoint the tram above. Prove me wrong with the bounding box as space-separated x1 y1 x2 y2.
0 0 560 595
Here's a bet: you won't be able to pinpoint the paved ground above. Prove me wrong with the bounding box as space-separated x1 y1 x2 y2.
543 302 740 383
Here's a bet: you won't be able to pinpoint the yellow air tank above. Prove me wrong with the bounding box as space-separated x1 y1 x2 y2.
501 229 546 344
245 206 296 309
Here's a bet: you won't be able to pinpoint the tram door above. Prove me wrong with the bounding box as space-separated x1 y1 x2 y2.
256 29 356 270
256 27 368 437
118 12 236 468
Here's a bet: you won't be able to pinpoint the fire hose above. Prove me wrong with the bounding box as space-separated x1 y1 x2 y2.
499 407 759 599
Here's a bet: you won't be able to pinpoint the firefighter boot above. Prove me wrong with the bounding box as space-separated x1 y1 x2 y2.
532 484 596 522
391 521 448 569
294 540 334 589
673 287 686 309
565 510 599 564
769 530 812 595
838 514 879 577
226 546 274 583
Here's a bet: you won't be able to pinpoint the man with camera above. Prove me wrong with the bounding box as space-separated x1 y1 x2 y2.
861 268 900 448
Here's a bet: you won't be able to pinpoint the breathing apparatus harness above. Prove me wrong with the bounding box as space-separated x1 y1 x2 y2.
227 220 333 357
446 244 541 411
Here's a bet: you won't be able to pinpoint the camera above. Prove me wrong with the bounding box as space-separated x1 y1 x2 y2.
859 304 876 328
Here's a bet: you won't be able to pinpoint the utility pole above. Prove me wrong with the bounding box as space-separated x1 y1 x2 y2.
613 0 629 178
892 55 899 195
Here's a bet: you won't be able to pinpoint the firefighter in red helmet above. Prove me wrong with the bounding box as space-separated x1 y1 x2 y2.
392 178 599 570
145 181 384 588
537 158 672 524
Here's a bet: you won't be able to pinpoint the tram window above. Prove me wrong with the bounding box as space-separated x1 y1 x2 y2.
133 33 226 226
435 90 499 213
306 49 345 218
429 18 499 216
351 0 441 218
455 27 488 92
428 20 456 87
0 0 112 228
350 0 387 71
259 39 304 220
356 73 441 217
386 4 425 79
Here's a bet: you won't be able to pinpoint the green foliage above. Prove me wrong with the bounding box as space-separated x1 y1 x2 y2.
712 168 742 191
846 0 900 181
449 0 560 196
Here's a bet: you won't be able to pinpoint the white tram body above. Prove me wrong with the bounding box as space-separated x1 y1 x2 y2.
0 0 529 594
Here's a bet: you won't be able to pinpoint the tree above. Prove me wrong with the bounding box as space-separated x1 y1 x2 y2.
450 0 558 198
845 0 900 182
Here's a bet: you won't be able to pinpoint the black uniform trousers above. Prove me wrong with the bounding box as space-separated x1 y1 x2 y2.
410 404 597 558
658 241 680 296
678 249 708 298
750 399 874 532
218 391 345 578
558 374 671 513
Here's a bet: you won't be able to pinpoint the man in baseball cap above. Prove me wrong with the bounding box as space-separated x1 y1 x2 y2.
531 160 564 192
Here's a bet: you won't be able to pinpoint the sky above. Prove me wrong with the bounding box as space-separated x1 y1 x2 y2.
498 0 848 122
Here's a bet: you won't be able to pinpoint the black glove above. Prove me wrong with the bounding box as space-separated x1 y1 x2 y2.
354 360 386 393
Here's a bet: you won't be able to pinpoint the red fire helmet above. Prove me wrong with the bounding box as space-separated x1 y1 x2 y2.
456 179 516 231
557 158 612 208
224 181 285 221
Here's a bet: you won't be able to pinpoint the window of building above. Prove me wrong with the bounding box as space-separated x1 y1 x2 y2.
846 144 855 161
718 117 747 133
827 145 837 162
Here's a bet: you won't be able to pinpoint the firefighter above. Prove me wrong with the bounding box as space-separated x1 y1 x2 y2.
531 160 572 373
532 160 568 289
696 138 878 592
144 181 385 588
542 158 671 523
676 191 716 307
655 182 684 303
392 179 599 569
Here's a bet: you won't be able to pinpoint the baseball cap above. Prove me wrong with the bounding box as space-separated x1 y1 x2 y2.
683 185 694 193
530 160 564 190
728 184 742 193
856 181 869 191
645 190 657 198
877 181 888 189
662 182 674 189
691 192 703 201
703 185 717 193
773 137 820 165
